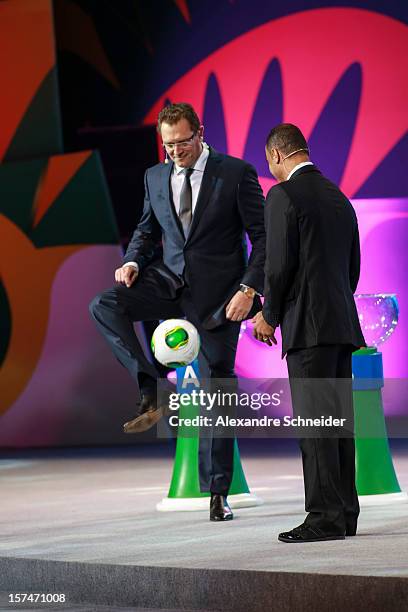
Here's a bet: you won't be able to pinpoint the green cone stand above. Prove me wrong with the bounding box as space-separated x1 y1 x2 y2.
157 362 262 511
353 347 407 505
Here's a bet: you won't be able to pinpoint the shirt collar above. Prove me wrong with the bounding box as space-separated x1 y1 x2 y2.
174 142 210 175
287 161 314 181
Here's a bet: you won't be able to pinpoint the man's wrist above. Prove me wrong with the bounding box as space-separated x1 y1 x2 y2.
123 262 139 273
262 308 279 328
239 284 258 299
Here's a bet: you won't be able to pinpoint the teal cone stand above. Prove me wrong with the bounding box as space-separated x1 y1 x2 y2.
352 347 407 505
157 360 262 511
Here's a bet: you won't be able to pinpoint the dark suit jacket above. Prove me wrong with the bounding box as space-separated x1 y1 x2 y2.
262 164 366 355
123 147 266 327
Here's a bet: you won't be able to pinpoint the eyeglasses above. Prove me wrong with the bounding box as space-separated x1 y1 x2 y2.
162 132 197 151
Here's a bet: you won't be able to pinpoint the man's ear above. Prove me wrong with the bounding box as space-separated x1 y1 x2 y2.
265 146 274 164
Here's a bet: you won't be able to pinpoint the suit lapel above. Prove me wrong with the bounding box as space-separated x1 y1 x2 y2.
160 160 185 240
186 147 222 244
160 158 173 203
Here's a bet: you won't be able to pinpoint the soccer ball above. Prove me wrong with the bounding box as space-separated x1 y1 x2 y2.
151 319 200 368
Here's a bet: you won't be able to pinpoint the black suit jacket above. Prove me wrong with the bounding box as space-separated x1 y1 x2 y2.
262 165 366 355
123 147 266 327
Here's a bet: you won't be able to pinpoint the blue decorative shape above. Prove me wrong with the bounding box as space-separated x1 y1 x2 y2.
244 58 282 177
202 74 228 153
354 133 408 198
309 62 362 186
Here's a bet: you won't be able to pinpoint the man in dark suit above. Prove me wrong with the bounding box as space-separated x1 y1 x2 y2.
253 123 365 542
90 103 265 521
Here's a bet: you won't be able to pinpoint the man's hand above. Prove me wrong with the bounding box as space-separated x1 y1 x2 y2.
226 290 253 321
115 265 138 288
251 311 277 346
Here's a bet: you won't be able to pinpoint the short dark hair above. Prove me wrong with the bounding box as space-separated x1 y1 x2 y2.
266 123 309 156
157 103 201 133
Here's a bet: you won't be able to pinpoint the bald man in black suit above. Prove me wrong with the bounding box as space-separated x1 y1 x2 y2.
253 123 365 542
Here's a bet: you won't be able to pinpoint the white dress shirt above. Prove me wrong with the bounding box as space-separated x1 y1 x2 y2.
287 161 313 181
171 143 209 214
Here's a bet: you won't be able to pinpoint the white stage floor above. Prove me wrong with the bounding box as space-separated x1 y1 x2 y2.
1 441 408 611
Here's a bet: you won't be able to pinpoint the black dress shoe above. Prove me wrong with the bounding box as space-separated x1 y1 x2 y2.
210 494 233 521
345 524 357 536
123 394 165 434
278 523 345 543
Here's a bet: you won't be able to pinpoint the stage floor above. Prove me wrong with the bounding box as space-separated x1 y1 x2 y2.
1 441 408 611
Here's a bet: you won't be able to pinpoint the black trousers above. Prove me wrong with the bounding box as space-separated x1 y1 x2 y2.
89 264 240 496
286 344 359 535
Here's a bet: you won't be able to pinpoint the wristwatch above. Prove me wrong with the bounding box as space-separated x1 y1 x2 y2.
240 285 256 299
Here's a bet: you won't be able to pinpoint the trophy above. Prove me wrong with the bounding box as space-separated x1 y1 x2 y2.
355 293 399 348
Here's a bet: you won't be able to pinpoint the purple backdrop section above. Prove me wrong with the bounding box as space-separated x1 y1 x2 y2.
236 198 408 394
354 198 408 377
1 200 406 447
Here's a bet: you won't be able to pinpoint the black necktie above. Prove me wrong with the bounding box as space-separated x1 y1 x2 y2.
179 168 194 238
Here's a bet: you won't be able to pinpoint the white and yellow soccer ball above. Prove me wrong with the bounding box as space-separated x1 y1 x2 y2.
151 319 200 368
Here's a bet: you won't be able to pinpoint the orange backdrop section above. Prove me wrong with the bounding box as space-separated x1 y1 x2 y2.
0 0 55 161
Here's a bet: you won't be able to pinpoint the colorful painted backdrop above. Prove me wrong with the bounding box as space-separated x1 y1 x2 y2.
0 1 407 445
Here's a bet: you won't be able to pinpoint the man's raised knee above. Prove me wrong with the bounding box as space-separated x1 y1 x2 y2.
89 294 103 318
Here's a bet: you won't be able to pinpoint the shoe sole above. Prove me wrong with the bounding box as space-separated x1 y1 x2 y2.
210 516 234 522
123 409 163 434
278 535 345 543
